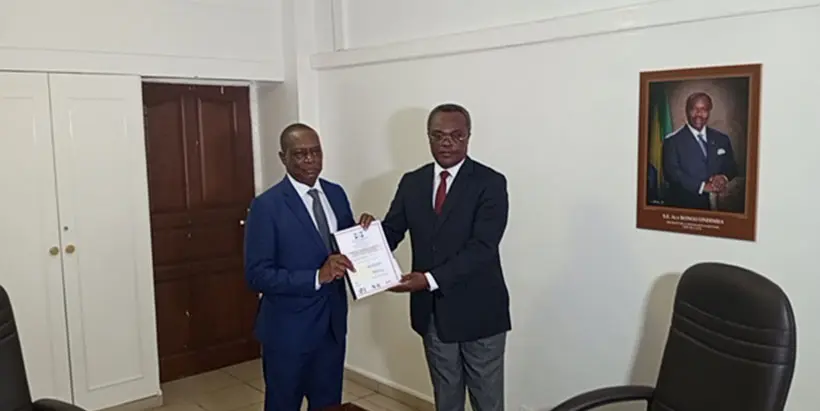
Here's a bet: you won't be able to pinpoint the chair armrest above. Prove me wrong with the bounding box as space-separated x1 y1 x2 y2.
550 385 654 411
32 398 87 411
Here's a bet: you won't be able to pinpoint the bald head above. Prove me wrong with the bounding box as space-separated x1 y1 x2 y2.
685 92 713 131
685 92 713 111
278 123 323 186
280 123 317 152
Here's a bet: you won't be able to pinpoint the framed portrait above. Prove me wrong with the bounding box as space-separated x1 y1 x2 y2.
636 64 761 241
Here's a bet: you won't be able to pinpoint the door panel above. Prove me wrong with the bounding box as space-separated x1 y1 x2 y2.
144 97 189 214
193 88 255 209
0 72 73 403
49 73 160 410
153 279 192 379
143 83 258 382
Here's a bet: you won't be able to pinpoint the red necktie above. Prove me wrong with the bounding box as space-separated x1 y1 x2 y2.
434 171 450 215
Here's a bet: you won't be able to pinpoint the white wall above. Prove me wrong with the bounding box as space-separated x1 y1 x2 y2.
337 0 663 49
0 0 283 80
307 0 820 409
253 0 338 190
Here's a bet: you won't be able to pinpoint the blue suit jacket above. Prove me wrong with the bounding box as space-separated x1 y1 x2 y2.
244 177 355 352
662 126 738 209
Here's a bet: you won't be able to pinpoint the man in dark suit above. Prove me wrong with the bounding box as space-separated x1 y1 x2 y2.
362 104 511 411
244 123 366 411
662 92 738 210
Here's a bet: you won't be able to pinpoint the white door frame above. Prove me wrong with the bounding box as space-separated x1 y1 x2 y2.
2 73 271 195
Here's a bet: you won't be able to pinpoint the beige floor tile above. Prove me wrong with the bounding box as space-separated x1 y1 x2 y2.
192 384 265 411
343 380 375 398
157 364 425 411
352 397 387 411
342 391 359 403
246 378 265 391
231 402 264 411
376 385 431 410
364 394 416 411
222 359 263 383
159 387 198 407
162 371 242 403
145 403 206 411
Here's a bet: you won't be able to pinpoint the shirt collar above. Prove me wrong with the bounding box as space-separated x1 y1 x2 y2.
687 123 707 139
287 173 322 198
434 158 466 179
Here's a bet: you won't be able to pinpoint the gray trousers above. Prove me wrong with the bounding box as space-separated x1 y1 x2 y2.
424 317 507 411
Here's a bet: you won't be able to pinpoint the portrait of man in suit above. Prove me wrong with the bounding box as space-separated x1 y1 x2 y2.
637 64 761 241
662 92 739 211
643 75 753 214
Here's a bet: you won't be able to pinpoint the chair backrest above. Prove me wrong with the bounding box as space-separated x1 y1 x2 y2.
0 285 33 411
651 263 796 411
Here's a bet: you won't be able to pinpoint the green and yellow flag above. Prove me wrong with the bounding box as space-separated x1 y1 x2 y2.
648 88 673 195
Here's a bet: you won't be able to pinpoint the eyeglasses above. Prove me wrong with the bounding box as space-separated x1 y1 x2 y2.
428 131 469 144
291 148 322 161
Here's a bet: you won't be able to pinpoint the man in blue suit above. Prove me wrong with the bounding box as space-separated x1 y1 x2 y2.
662 92 739 210
244 123 370 411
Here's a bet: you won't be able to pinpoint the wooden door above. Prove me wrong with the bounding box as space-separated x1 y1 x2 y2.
142 83 259 382
49 74 160 410
0 72 73 403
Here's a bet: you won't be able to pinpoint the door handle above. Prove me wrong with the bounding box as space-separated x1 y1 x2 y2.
49 246 59 256
239 219 245 226
65 244 76 254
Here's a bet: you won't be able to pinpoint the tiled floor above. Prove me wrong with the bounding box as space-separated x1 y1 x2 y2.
142 359 420 411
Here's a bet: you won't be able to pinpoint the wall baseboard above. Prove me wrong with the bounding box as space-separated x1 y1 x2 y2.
344 365 434 411
311 0 820 70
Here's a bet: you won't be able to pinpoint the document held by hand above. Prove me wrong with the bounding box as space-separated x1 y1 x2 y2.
332 220 402 300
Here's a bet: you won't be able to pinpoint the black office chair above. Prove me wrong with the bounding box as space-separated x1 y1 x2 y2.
0 285 85 411
551 262 796 411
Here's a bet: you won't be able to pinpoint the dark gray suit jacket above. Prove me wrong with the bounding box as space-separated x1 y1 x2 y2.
662 126 739 210
382 157 511 343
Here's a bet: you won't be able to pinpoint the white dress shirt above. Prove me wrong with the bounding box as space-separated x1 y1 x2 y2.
426 159 466 291
686 123 709 195
287 174 338 290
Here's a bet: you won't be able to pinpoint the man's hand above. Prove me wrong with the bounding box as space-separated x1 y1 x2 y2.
389 272 429 293
703 180 716 193
706 175 730 195
358 213 376 229
712 174 729 194
319 254 355 284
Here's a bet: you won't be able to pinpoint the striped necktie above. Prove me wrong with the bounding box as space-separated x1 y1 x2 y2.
697 133 708 157
308 189 333 251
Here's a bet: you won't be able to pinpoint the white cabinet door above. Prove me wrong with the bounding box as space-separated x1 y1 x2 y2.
0 72 73 402
48 74 160 410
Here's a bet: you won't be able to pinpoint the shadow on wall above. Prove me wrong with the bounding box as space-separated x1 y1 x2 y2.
351 107 433 394
604 273 680 411
628 272 680 385
515 201 647 408
256 82 292 189
528 197 679 411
